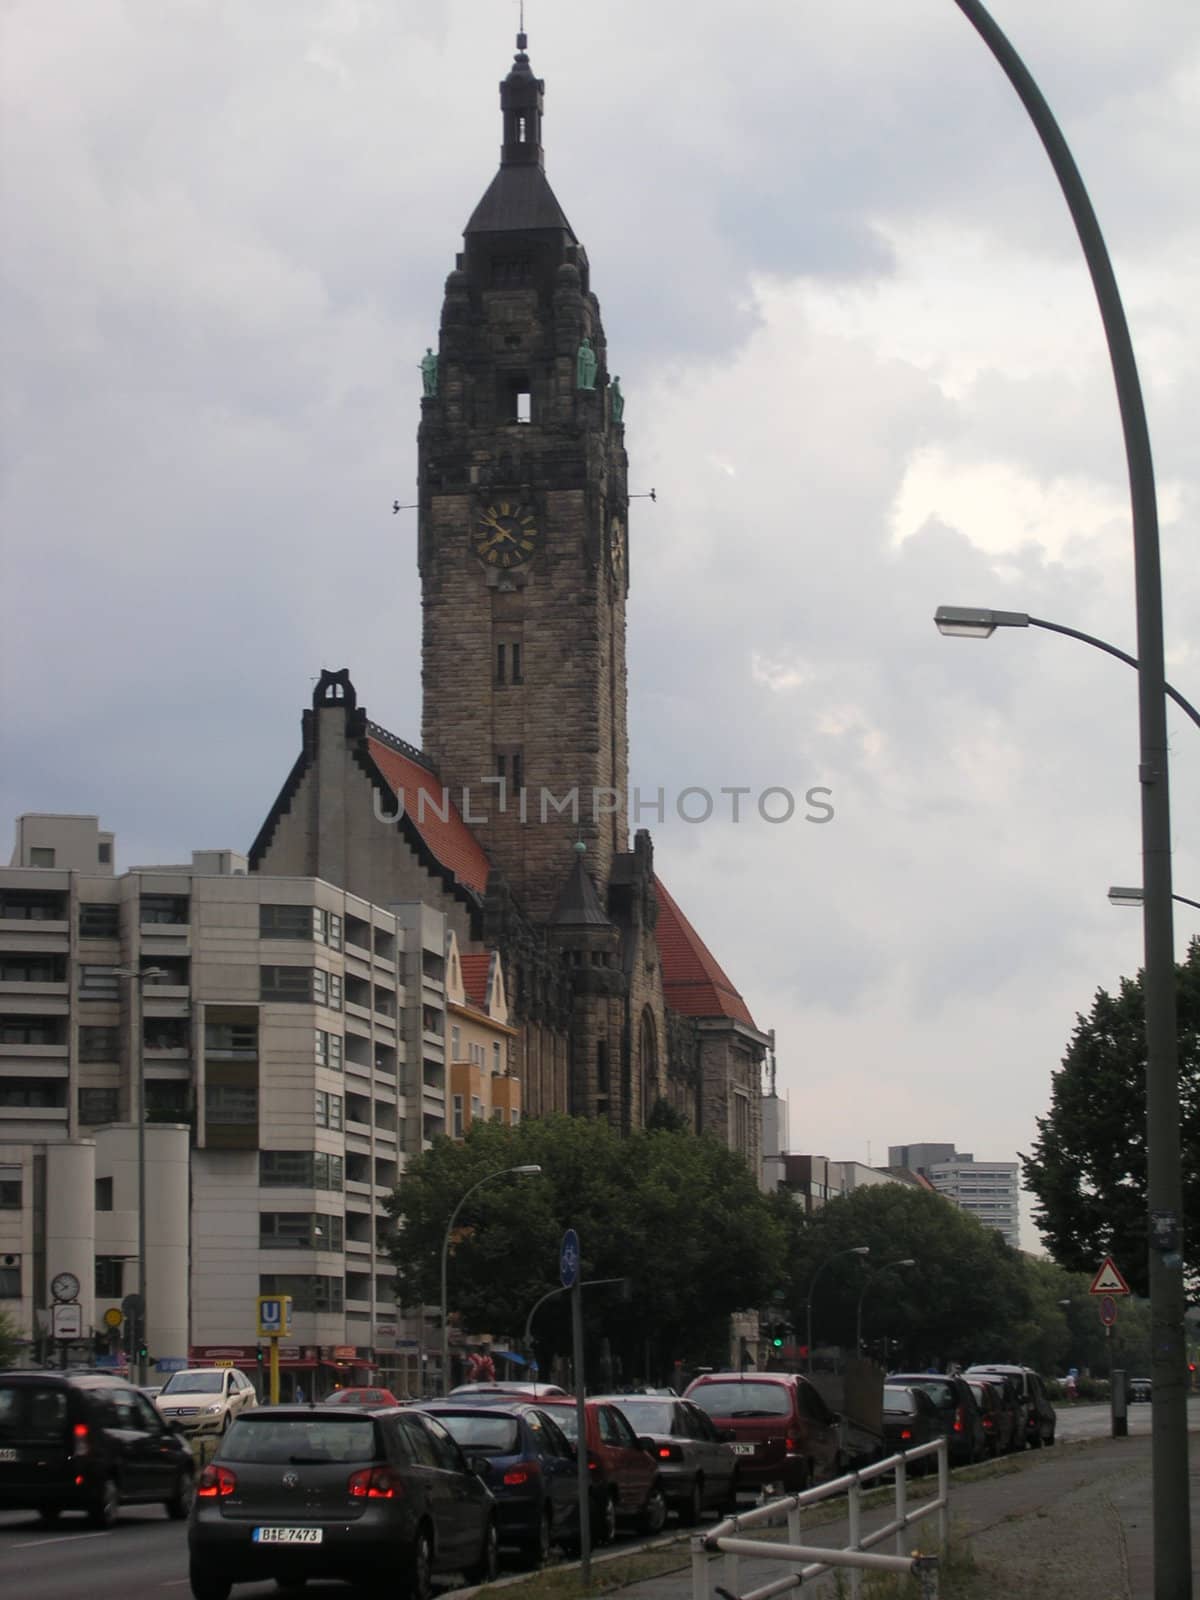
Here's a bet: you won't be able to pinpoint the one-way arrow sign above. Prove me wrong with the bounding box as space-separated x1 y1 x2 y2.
1089 1255 1132 1296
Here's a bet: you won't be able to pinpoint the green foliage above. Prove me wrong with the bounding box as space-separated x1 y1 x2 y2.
386 1115 788 1380
0 1308 23 1368
1021 938 1200 1295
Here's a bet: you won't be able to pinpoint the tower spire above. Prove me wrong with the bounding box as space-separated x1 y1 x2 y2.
499 18 543 168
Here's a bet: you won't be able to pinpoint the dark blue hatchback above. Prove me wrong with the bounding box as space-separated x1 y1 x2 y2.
413 1402 579 1568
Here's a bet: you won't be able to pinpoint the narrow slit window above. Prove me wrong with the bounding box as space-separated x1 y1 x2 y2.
512 751 524 791
496 644 506 684
516 390 531 424
495 754 507 783
518 115 527 143
511 642 522 683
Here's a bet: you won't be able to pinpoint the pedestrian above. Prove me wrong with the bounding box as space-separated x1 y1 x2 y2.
295 1382 305 1404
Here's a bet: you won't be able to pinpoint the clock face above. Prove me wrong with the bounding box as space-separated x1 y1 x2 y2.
51 1270 80 1303
472 501 540 569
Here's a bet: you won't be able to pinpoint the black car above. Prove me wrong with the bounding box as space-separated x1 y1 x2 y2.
411 1401 579 1567
0 1368 195 1527
1128 1377 1153 1403
187 1405 497 1600
600 1394 739 1523
881 1385 943 1471
965 1365 1056 1447
964 1376 1017 1456
885 1373 986 1466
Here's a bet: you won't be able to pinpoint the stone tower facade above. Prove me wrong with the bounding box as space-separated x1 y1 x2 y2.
418 33 629 924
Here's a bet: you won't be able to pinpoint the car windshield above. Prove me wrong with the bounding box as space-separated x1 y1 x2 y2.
612 1400 674 1432
882 1389 916 1415
689 1383 790 1418
966 1383 992 1405
902 1380 956 1410
547 1407 577 1442
162 1372 225 1394
223 1417 378 1464
433 1413 521 1453
0 1384 68 1438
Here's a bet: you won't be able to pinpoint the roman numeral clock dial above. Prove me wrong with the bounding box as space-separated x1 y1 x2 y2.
472 502 541 569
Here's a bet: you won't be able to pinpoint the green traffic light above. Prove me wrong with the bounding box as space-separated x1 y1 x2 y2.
772 1336 783 1348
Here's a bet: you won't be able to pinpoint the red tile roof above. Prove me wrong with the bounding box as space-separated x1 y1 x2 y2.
367 738 492 896
653 876 758 1029
459 953 491 1011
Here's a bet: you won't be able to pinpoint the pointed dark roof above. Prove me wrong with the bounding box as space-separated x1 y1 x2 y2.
549 846 610 927
465 32 575 238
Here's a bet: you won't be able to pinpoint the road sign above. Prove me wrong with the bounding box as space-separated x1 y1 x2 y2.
1090 1256 1132 1296
257 1294 293 1338
103 1306 123 1329
156 1357 188 1372
559 1228 580 1290
121 1292 144 1318
1099 1295 1118 1327
51 1302 83 1339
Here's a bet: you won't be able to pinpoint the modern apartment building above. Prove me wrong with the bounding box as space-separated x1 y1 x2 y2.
888 1143 1020 1248
0 814 468 1394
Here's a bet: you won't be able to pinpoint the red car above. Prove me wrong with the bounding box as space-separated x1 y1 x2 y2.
683 1372 843 1493
322 1386 401 1408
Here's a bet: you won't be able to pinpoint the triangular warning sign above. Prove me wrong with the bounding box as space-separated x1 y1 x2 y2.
1090 1255 1132 1295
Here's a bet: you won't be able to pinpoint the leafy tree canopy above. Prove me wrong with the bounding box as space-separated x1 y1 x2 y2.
0 1309 22 1369
386 1116 788 1379
1021 938 1200 1296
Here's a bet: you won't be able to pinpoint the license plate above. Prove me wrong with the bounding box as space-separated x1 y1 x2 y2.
0 1449 17 1463
732 1443 756 1456
253 1527 323 1544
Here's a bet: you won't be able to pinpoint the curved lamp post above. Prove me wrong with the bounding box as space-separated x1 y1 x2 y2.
933 609 1200 732
805 1246 869 1374
931 10 1185 1589
855 1258 915 1358
440 1163 541 1396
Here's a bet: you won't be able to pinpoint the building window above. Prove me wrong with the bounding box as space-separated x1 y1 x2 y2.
597 1040 609 1097
327 913 342 951
0 1079 66 1108
0 1174 22 1209
79 1026 119 1062
0 1258 21 1297
261 965 338 1005
492 1042 502 1074
259 1213 344 1251
259 904 314 940
146 1080 191 1122
452 1095 464 1137
79 903 120 939
491 1107 503 1122
0 955 64 983
78 1087 119 1125
259 1151 344 1191
78 965 120 1000
98 841 112 864
0 1018 63 1045
143 1018 188 1051
205 1084 257 1126
314 1090 343 1131
29 847 55 868
328 973 342 1011
258 1274 344 1314
0 890 65 920
140 894 188 925
94 1177 113 1211
496 643 507 684
95 1257 124 1297
422 1006 442 1037
512 750 523 790
315 1029 343 1069
450 1025 461 1060
511 642 522 683
205 1022 258 1059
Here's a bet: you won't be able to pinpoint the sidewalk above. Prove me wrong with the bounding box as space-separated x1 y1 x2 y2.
613 1432 1199 1599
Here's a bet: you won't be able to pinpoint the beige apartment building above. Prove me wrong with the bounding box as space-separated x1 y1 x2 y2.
445 938 521 1140
0 813 473 1395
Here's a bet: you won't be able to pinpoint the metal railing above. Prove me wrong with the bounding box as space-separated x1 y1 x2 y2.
691 1438 948 1600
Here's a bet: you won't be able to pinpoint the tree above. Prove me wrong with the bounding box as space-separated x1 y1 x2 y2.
385 1116 788 1382
1021 939 1200 1295
0 1308 23 1368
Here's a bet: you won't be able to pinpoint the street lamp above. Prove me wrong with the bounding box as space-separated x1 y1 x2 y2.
439 1163 541 1396
1109 887 1200 914
855 1259 915 1358
107 965 165 1386
805 1246 869 1374
932 608 1200 731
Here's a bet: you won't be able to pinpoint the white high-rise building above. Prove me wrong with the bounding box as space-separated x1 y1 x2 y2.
888 1142 1019 1247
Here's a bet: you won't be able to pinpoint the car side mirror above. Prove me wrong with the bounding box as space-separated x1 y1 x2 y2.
466 1454 491 1480
637 1435 656 1453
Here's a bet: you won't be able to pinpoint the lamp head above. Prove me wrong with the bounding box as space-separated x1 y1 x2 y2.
513 1164 542 1176
934 605 1030 638
896 1258 916 1267
850 1246 870 1256
1107 886 1144 907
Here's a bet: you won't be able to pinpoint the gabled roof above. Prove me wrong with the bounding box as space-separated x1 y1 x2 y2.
459 952 492 1010
365 732 492 897
654 876 757 1029
465 164 576 236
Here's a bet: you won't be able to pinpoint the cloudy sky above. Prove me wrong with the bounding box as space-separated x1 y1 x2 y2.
3 0 1197 1247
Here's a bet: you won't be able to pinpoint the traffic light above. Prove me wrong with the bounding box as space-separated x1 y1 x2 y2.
772 1326 784 1349
136 1341 148 1363
256 1344 265 1367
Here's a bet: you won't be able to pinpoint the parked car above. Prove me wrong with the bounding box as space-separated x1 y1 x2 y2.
881 1385 944 1471
885 1373 986 1466
412 1400 579 1566
600 1393 739 1523
462 1391 666 1543
0 1368 195 1527
965 1375 1017 1456
683 1371 842 1494
1128 1377 1153 1403
157 1368 258 1436
187 1404 497 1600
965 1365 1056 1447
448 1381 568 1398
322 1386 400 1408
140 1385 164 1402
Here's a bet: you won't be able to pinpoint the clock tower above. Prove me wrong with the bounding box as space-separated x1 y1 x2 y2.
418 31 629 922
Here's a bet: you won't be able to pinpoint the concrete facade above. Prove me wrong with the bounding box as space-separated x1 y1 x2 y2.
888 1142 1020 1247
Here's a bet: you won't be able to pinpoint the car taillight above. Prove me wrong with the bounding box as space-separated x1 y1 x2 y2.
953 1406 965 1433
348 1466 401 1500
900 1429 913 1441
71 1423 90 1458
197 1464 237 1498
785 1436 799 1453
657 1444 682 1461
586 1451 600 1473
503 1464 539 1487
982 1415 994 1430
